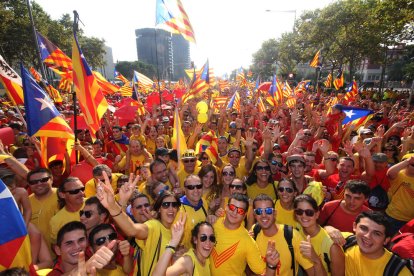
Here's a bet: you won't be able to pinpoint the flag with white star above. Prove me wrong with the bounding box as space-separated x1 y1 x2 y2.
334 104 374 125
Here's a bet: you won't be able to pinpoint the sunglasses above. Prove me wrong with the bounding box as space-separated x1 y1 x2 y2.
95 232 117 246
326 157 338 161
229 184 243 190
200 234 216 243
161 201 180 209
277 187 294 193
222 171 235 177
183 159 196 163
294 208 315 217
256 165 270 171
135 203 150 209
254 207 274 216
271 160 283 167
64 187 85 195
185 184 203 190
79 210 93 218
201 157 209 160
28 176 51 185
304 133 312 136
228 203 246 215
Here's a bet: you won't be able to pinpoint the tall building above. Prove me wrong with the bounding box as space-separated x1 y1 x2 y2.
97 45 115 80
135 28 190 81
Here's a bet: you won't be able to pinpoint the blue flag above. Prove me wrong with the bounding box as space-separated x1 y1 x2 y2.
334 104 374 125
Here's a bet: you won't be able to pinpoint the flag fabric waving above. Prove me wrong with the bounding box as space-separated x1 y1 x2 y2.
156 0 196 43
0 180 36 273
333 68 344 90
309 50 320 68
324 73 332 88
334 104 374 125
182 60 209 103
133 70 154 91
72 32 108 140
0 55 24 105
344 81 359 102
268 75 282 104
36 31 72 74
227 92 240 111
171 107 188 165
114 70 128 84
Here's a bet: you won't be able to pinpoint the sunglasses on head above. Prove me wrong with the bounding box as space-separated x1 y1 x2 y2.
222 171 235 176
277 187 294 193
256 165 270 171
28 176 50 185
228 203 246 215
185 184 203 190
254 207 274 216
79 210 93 218
294 208 315 217
161 201 180 209
183 159 196 164
229 184 243 190
200 234 216 243
135 203 150 209
271 160 283 167
64 187 85 195
95 232 117 246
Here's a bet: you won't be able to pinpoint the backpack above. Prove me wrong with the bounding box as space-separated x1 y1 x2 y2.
253 224 295 275
343 234 413 275
368 185 389 210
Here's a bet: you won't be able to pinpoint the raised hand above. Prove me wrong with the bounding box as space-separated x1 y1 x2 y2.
119 240 131 257
299 235 319 262
96 171 117 211
170 212 186 247
118 173 140 204
265 240 280 267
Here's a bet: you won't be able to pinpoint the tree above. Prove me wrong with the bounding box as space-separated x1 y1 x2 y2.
251 39 279 80
115 61 157 80
78 36 106 70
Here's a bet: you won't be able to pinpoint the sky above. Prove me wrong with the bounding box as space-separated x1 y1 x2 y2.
34 0 334 76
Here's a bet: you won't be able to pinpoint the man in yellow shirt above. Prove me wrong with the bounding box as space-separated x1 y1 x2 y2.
177 149 200 188
84 164 123 198
345 211 412 276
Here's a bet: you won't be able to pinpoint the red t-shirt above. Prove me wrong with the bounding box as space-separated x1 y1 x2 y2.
324 174 360 200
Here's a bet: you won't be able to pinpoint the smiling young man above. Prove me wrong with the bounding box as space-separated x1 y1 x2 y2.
345 211 412 276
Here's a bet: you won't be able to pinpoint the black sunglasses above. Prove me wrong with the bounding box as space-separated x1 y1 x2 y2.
222 171 235 176
200 234 216 243
294 208 315 217
185 184 203 190
28 176 50 185
95 232 117 246
135 203 150 209
277 187 294 193
161 201 180 209
183 159 196 163
229 184 243 190
80 210 93 218
256 165 270 171
64 187 85 195
271 160 283 167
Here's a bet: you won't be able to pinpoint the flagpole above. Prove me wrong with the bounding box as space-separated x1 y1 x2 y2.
154 29 163 113
72 11 80 164
25 0 49 82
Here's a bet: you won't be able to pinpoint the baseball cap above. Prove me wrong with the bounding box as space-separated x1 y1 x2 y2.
372 153 387 163
286 154 305 165
227 147 241 155
229 121 237 129
155 147 169 156
181 149 196 159
360 128 373 135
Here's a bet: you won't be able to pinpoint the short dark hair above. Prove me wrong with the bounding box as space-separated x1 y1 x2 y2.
149 159 167 174
88 223 116 248
355 211 392 237
339 156 355 167
27 168 52 182
0 267 30 276
293 194 318 211
112 125 122 131
344 180 370 198
56 221 86 246
84 196 109 219
190 221 214 248
129 191 150 206
229 193 249 210
92 164 112 177
253 194 274 209
153 190 180 213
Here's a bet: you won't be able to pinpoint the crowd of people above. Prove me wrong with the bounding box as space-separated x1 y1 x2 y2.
1 85 414 276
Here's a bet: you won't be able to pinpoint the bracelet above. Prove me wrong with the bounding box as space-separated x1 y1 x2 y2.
267 263 277 270
165 245 176 253
111 209 122 217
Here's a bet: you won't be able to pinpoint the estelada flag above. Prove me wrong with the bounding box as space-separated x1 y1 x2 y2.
0 180 37 274
0 55 24 105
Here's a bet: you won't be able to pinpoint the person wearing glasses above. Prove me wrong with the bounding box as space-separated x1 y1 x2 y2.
96 172 181 276
252 194 324 276
274 178 300 229
294 195 345 275
177 149 199 188
210 193 280 275
246 160 277 201
28 168 59 254
50 177 85 245
268 153 287 181
79 196 109 236
88 224 133 275
153 219 214 276
128 191 153 223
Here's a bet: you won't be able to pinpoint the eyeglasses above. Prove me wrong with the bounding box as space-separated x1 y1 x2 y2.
135 203 150 209
304 133 312 136
271 160 283 167
28 176 50 185
185 184 203 190
256 165 270 171
229 184 243 190
326 157 338 161
79 210 93 218
201 157 209 161
64 187 85 195
277 187 294 193
294 208 315 217
222 171 235 177
95 232 117 246
254 207 274 216
228 203 246 215
199 234 216 243
383 148 394 152
183 159 196 163
161 201 180 209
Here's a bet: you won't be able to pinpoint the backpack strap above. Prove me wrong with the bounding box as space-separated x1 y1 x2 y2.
147 230 162 276
283 225 295 276
321 200 342 227
383 254 409 276
323 253 331 273
342 235 358 252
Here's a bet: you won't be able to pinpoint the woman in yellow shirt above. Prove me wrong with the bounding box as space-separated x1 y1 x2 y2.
199 164 221 214
275 178 301 229
245 160 278 200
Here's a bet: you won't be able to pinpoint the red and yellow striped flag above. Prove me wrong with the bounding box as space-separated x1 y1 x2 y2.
0 55 24 105
309 50 320 68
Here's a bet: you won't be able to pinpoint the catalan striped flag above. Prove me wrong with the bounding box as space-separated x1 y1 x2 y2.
324 73 332 88
0 55 24 105
114 70 128 84
236 67 245 81
333 68 344 90
58 78 72 92
0 180 36 274
93 71 119 95
133 70 154 92
218 79 229 91
72 31 108 140
182 60 209 103
36 31 72 74
29 67 42 82
227 92 240 111
309 50 320 68
118 81 133 97
268 75 282 104
286 97 297 108
344 81 358 102
257 96 266 113
212 96 228 109
156 0 196 43
195 130 218 154
282 81 292 98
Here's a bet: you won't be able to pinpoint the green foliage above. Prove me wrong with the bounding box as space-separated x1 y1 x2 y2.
115 61 157 80
251 39 279 80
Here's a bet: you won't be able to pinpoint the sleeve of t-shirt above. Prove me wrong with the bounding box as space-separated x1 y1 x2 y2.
245 236 266 274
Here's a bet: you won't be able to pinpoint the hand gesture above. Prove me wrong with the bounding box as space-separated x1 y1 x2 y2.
325 226 346 246
119 240 131 257
262 127 272 141
358 144 372 159
375 125 385 138
86 240 116 273
118 173 140 204
339 140 353 156
68 251 96 276
194 123 203 135
265 240 280 267
299 235 319 262
244 131 255 148
170 212 186 247
96 171 117 211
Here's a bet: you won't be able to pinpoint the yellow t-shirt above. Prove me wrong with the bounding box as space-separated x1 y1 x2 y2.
184 249 211 276
345 246 412 276
145 138 156 155
96 265 126 276
117 154 146 175
255 224 314 275
299 226 334 275
177 167 200 188
246 181 278 201
275 200 301 229
386 170 414 221
130 134 146 146
49 204 84 244
210 217 265 276
84 173 123 198
29 189 59 249
136 219 171 276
